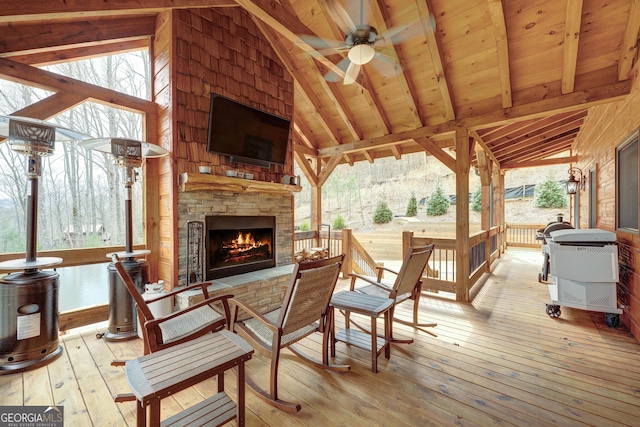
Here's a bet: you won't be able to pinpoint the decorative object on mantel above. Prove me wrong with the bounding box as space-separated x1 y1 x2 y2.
179 172 302 194
199 165 212 174
80 137 168 342
0 115 91 374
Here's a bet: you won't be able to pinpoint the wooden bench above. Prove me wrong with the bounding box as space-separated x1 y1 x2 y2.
125 330 253 426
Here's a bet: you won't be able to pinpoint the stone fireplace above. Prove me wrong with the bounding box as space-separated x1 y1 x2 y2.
174 181 296 311
205 215 276 279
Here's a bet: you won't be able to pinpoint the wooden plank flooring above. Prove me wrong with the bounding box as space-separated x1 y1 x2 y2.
2 249 640 426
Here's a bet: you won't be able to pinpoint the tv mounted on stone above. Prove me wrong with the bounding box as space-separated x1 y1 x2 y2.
206 93 291 168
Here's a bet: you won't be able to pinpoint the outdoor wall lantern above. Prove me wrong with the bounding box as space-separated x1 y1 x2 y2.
566 167 585 195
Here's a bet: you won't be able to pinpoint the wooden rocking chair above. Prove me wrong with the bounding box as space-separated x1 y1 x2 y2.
229 254 349 413
347 244 436 342
110 254 232 402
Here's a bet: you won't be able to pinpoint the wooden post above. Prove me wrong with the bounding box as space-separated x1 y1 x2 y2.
311 185 322 248
341 228 353 278
402 231 414 259
455 130 471 302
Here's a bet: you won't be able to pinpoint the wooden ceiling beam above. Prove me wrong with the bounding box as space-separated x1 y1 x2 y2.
561 0 583 94
0 58 156 114
317 154 342 186
294 150 318 187
318 79 628 159
3 39 150 66
0 16 156 56
487 0 512 108
292 79 342 146
235 0 359 87
469 130 499 168
618 0 640 81
10 92 88 120
501 155 578 170
0 0 235 22
414 137 456 172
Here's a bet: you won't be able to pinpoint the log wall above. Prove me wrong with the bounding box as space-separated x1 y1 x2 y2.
572 67 640 339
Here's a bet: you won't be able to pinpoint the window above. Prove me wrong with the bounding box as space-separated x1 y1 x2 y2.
616 131 639 232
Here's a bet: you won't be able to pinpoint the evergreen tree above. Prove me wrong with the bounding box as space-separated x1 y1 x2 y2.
534 174 567 208
471 187 482 212
406 193 418 217
332 214 346 229
426 184 450 216
373 200 393 223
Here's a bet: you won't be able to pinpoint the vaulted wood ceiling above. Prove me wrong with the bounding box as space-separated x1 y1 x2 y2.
0 0 637 172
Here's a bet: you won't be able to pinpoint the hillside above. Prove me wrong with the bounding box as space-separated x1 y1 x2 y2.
294 151 571 234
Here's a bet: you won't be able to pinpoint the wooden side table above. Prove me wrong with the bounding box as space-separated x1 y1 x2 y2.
125 330 254 427
330 290 394 373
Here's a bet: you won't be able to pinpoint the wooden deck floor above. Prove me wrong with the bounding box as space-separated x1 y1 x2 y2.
2 249 640 426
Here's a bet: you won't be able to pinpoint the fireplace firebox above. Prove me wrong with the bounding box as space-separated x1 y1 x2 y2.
205 215 276 279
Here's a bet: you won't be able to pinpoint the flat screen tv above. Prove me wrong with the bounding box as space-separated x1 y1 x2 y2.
206 93 291 167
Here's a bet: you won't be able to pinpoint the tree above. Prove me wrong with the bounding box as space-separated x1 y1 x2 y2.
332 214 346 229
299 220 310 231
426 184 450 216
535 175 567 208
471 187 482 212
373 200 393 224
406 193 418 217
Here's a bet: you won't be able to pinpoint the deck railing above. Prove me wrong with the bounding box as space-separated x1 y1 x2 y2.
505 223 545 248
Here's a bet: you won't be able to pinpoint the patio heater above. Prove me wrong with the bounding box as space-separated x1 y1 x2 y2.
0 116 91 374
80 137 167 341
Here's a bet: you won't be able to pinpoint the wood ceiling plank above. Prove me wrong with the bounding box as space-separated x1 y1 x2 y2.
493 120 583 160
497 131 578 164
561 0 584 94
619 0 640 81
487 0 512 108
372 0 423 128
419 0 454 121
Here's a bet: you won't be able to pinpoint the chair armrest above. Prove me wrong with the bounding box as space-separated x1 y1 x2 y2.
349 273 393 293
229 298 279 334
144 294 233 330
144 281 213 304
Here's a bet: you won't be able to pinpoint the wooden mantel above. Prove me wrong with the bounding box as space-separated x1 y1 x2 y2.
179 173 302 194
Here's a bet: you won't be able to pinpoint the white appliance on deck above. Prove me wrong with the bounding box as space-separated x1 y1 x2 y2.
545 228 622 327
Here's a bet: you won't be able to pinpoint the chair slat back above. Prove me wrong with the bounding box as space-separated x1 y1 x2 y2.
111 254 155 322
393 244 434 297
280 255 344 335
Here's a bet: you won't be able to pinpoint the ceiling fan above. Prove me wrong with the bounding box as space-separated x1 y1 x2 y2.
300 0 435 85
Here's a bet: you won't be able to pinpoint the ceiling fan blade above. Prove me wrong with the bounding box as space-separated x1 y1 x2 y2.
324 56 351 82
371 53 402 77
326 0 356 35
299 34 345 50
379 13 436 45
343 61 361 85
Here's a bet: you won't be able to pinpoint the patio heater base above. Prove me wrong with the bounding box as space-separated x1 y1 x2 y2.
0 270 63 374
103 259 145 342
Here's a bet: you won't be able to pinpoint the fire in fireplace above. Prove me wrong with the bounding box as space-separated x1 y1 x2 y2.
205 215 276 279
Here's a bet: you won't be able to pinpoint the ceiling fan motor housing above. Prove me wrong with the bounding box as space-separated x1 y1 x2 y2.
344 25 378 48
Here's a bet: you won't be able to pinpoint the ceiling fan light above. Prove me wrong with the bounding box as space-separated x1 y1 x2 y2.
348 44 375 65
